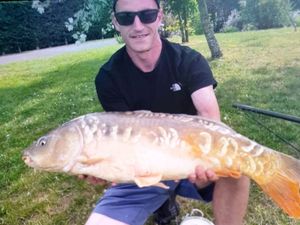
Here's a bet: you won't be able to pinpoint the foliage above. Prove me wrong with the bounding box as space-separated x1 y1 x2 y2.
221 25 240 33
242 23 258 31
2 0 299 54
240 0 293 29
64 0 113 43
159 11 181 37
221 9 242 32
163 0 198 42
0 0 84 54
32 0 52 14
291 0 300 8
0 28 300 225
32 0 114 43
206 0 241 32
190 10 204 35
0 0 114 54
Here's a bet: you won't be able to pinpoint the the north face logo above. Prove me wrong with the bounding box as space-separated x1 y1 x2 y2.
170 83 182 92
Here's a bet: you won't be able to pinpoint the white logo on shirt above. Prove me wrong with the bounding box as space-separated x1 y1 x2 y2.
170 83 182 92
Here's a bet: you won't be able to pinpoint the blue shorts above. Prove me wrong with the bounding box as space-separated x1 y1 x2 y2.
93 179 214 225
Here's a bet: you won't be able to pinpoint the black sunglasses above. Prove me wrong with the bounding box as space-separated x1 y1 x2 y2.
115 9 159 26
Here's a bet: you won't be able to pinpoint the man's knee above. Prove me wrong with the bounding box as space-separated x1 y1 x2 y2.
85 213 129 225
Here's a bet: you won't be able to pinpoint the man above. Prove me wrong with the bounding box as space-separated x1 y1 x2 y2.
85 0 250 224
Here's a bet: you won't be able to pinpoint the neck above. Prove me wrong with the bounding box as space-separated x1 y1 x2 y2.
126 37 162 73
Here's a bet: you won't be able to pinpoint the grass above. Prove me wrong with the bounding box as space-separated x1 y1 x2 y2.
0 28 300 225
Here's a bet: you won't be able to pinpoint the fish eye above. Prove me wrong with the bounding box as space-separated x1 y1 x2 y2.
37 137 47 147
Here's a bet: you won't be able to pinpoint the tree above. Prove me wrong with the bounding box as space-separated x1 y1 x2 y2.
198 0 223 59
32 0 113 43
163 0 198 43
291 0 300 9
0 0 85 54
281 0 298 31
206 0 240 32
240 0 292 30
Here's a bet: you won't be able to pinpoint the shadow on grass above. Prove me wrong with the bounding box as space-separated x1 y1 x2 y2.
0 57 107 190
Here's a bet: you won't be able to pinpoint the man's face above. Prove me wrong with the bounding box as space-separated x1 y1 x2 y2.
113 0 162 53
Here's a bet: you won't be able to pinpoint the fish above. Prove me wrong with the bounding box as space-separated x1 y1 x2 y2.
22 110 300 219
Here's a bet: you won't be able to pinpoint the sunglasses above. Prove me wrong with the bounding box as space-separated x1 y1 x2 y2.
115 9 159 26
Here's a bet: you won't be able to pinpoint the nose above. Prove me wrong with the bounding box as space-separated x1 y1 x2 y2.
132 15 144 30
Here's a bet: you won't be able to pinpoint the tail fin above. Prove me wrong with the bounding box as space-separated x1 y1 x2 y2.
256 152 300 219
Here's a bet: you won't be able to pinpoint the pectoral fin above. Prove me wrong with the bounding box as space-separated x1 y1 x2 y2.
153 182 170 189
134 174 163 188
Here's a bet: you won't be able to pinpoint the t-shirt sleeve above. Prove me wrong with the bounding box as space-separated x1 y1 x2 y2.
95 68 129 112
183 52 217 94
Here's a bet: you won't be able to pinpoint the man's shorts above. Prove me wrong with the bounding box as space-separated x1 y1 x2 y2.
93 179 214 225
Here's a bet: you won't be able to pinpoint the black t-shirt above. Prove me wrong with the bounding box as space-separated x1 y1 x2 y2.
95 38 217 115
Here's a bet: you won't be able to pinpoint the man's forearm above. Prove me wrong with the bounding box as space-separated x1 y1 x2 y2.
213 176 250 225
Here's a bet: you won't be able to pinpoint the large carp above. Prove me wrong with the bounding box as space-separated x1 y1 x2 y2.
22 111 300 218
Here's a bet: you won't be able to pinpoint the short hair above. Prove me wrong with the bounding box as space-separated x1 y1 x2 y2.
113 0 160 12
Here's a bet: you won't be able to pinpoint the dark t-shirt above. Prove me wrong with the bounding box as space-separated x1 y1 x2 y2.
94 38 217 203
95 38 217 115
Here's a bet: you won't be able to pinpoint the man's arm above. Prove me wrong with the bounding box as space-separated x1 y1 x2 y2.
191 85 220 121
190 85 250 225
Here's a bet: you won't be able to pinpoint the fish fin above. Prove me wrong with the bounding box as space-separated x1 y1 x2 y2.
255 153 300 219
134 174 162 188
77 156 104 165
153 182 170 189
215 169 241 178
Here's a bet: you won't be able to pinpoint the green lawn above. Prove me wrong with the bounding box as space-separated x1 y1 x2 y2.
1 28 300 225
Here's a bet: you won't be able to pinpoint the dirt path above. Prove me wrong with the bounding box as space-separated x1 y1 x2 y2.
0 38 117 65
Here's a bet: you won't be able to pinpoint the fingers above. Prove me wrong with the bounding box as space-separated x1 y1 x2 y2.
77 174 87 180
188 165 218 189
77 175 108 186
205 169 218 182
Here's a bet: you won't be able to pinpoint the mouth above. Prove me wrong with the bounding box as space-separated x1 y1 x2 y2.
22 153 33 166
131 33 149 39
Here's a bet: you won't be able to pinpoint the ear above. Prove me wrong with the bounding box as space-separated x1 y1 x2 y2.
157 9 163 25
112 13 121 32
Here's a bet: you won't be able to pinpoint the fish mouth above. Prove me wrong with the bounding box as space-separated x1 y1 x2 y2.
22 154 59 171
22 151 34 166
22 155 32 166
22 153 40 169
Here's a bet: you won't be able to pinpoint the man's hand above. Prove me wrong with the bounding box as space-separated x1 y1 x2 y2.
78 175 115 186
188 165 219 189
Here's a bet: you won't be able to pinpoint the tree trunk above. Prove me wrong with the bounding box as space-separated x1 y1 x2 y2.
198 0 222 59
288 13 297 32
178 13 186 43
183 5 189 43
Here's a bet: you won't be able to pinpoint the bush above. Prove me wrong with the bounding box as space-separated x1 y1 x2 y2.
240 0 290 29
221 9 242 33
221 26 239 33
242 23 258 31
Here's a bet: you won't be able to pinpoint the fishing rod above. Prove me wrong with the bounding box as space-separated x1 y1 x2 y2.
233 103 300 156
233 103 300 124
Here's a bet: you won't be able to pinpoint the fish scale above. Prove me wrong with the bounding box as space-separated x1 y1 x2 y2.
22 110 300 219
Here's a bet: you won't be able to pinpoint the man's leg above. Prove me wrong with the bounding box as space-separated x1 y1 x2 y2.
213 176 250 225
85 182 179 225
